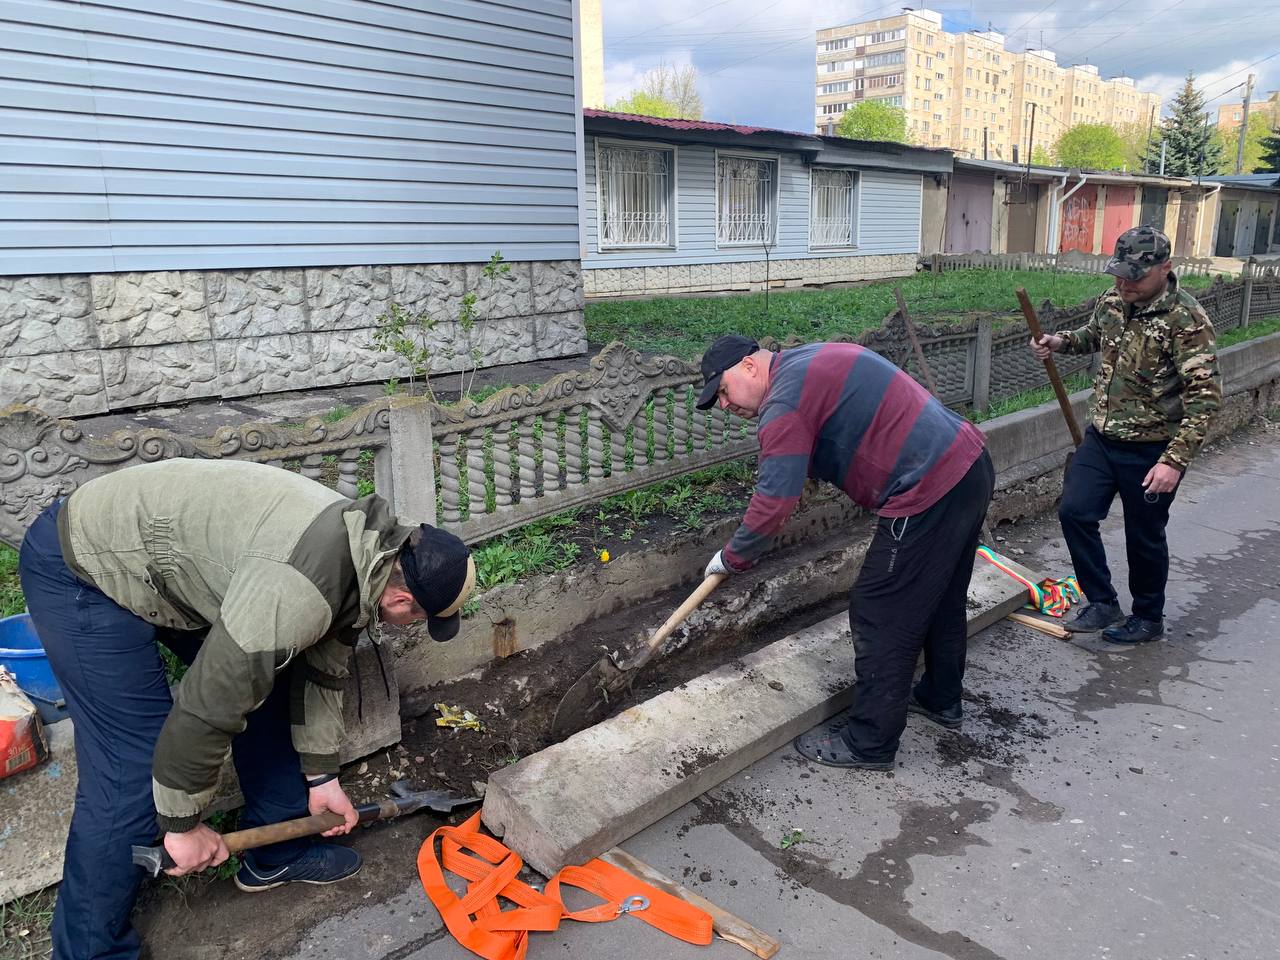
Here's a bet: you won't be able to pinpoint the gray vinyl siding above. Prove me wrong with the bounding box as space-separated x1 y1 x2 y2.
584 135 922 268
0 0 580 276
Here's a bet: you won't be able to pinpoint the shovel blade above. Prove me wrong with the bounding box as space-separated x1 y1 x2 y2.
550 655 631 741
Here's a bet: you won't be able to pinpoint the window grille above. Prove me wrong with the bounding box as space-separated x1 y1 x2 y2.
597 145 673 248
716 156 776 246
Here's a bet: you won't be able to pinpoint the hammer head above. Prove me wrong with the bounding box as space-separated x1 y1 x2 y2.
131 844 174 878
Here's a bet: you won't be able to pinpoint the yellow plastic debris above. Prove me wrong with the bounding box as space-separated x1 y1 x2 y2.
434 702 484 732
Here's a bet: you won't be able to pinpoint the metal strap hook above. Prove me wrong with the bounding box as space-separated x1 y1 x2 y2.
617 895 650 915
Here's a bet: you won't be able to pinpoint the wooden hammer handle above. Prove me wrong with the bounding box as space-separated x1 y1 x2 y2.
1017 287 1084 448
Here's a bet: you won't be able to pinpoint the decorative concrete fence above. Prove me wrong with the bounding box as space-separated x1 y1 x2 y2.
4 275 1279 551
924 250 1218 277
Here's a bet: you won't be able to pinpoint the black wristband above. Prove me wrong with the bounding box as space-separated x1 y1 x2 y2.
305 773 338 788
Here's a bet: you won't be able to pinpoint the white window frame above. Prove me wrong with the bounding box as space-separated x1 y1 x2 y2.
808 167 858 250
594 138 678 251
714 150 780 248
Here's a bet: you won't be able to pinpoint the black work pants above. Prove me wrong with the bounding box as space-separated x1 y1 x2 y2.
841 450 995 761
1058 426 1177 622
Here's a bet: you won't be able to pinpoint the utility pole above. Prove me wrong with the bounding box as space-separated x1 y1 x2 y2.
1144 105 1155 174
983 126 989 160
1159 139 1166 176
1236 73 1255 174
1026 102 1036 175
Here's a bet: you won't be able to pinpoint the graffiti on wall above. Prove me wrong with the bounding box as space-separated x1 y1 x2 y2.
1060 188 1097 254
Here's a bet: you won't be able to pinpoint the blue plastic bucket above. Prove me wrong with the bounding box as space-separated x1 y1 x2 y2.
0 612 69 723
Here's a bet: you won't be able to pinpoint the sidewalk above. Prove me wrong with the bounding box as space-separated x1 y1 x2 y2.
130 423 1280 959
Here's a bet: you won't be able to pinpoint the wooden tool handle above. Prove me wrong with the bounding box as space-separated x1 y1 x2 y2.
1017 287 1084 448
636 573 726 666
222 814 345 854
894 287 939 396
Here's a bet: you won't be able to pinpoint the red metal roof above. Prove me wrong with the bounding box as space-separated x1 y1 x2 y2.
583 108 811 139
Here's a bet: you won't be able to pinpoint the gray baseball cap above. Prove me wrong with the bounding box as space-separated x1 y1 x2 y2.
1104 226 1171 281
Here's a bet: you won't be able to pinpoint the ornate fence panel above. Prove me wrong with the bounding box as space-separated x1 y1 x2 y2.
5 276 1278 552
0 402 393 550
421 344 756 543
927 251 1217 277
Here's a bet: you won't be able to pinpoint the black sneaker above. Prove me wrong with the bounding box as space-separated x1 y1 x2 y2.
1102 615 1163 645
1064 601 1123 633
907 692 963 729
234 844 362 893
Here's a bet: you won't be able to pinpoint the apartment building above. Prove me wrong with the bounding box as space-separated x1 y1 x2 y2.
1217 91 1280 133
816 10 1161 162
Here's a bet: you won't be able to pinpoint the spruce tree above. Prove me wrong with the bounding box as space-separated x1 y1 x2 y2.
1141 73 1223 176
1259 126 1280 173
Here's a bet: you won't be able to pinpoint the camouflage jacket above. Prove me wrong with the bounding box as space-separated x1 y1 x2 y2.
1058 275 1221 470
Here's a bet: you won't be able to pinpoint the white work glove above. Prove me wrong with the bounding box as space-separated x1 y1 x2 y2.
705 550 731 578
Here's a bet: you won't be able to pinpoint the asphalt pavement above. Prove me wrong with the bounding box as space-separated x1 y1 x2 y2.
272 427 1280 960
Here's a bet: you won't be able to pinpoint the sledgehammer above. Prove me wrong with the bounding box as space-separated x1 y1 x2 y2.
132 780 478 877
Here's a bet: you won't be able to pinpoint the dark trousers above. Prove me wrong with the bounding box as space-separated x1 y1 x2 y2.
1058 426 1176 621
842 450 995 761
18 500 311 960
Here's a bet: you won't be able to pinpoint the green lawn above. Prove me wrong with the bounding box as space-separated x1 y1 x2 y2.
585 268 1221 358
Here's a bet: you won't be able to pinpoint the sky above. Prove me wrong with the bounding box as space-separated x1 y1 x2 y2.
601 0 1280 133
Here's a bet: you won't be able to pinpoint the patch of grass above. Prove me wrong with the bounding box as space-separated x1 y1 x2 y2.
969 372 1093 424
322 404 354 423
585 268 1226 358
780 828 806 850
0 884 55 959
1219 315 1280 349
1 544 24 617
586 269 1120 357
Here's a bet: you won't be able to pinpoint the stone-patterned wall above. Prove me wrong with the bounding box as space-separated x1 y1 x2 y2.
0 261 587 416
582 253 917 298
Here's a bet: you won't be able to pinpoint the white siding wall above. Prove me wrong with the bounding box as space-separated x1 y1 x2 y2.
0 0 581 275
584 135 922 268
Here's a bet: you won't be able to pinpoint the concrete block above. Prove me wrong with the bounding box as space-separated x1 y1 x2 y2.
0 719 76 902
340 638 402 764
481 560 1029 876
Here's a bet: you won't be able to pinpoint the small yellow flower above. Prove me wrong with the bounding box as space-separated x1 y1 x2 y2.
599 549 611 563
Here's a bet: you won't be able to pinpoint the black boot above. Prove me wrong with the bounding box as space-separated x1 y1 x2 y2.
907 691 963 729
1064 601 1123 633
1102 615 1163 644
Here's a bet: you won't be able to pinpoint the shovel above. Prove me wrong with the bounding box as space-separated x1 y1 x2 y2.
1017 287 1084 476
550 573 727 740
131 780 479 877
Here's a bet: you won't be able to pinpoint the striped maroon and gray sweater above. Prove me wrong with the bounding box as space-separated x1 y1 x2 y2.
723 342 986 571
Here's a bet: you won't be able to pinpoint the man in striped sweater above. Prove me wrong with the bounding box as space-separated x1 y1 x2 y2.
698 335 994 770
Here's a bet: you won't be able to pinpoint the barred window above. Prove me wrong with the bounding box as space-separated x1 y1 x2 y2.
716 155 777 246
597 144 674 249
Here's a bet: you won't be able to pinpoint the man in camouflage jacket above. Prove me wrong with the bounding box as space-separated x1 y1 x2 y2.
1030 226 1221 643
18 459 475 960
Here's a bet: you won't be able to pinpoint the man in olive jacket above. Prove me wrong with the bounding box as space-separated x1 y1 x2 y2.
18 458 475 960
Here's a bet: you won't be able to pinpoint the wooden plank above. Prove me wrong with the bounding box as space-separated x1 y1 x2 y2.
601 848 780 959
1006 611 1070 639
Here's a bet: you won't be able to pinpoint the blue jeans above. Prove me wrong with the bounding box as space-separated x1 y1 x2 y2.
18 500 311 960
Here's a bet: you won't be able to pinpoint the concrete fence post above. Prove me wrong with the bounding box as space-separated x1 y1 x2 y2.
1241 258 1256 330
973 315 993 414
387 395 438 525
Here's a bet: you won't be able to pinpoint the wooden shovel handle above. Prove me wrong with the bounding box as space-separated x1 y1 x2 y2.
1017 287 1084 448
894 287 939 396
635 573 726 667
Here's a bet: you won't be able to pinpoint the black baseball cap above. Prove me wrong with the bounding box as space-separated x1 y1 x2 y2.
696 335 759 410
399 525 476 642
1105 226 1171 281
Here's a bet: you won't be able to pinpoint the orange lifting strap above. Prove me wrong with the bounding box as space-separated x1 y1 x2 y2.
418 811 713 960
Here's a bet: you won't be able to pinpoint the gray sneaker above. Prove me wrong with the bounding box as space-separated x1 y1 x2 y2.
1064 602 1123 633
